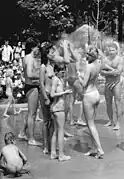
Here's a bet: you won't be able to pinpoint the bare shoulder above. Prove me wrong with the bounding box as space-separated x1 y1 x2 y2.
52 76 58 82
24 54 32 64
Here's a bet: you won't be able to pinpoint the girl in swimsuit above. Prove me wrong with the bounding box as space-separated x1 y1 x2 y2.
50 65 72 161
81 46 104 158
3 69 20 118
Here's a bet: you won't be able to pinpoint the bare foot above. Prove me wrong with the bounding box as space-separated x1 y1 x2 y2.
113 123 120 130
104 121 112 127
28 140 42 146
3 114 10 118
50 153 58 160
43 147 49 154
59 155 71 162
18 133 28 140
84 149 97 156
95 151 104 159
76 120 87 126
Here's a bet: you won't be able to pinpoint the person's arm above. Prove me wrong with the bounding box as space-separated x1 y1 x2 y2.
26 56 39 80
18 148 27 165
50 77 71 98
0 151 3 161
39 65 49 100
79 66 91 87
69 45 81 62
114 56 124 75
62 40 71 64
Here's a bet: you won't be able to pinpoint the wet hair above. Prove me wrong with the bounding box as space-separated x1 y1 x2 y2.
25 37 38 55
4 132 15 145
86 46 99 64
54 64 65 73
41 42 53 65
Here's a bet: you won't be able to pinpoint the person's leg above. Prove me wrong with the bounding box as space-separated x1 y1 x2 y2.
69 90 76 125
27 88 41 145
83 98 104 157
18 110 28 140
55 112 71 161
113 83 122 130
40 101 51 154
104 86 114 127
50 114 58 159
77 102 87 126
3 97 12 118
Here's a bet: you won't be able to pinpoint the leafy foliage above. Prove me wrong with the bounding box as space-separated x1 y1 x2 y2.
17 0 74 40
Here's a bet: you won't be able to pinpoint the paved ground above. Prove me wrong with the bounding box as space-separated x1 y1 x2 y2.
1 98 124 179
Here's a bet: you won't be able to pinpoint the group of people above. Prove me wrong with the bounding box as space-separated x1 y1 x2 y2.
0 35 124 176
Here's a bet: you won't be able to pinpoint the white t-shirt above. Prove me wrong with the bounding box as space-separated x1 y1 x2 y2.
2 45 13 62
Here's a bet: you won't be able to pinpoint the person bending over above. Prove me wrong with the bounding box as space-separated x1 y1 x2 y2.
0 132 27 177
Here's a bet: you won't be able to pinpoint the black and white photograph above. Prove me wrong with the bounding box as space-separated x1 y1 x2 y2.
0 0 124 178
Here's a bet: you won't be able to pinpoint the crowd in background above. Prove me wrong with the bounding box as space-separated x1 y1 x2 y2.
0 40 26 102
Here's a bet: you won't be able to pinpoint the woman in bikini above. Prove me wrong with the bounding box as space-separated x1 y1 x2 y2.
81 46 104 158
50 65 72 161
3 69 20 118
40 44 55 154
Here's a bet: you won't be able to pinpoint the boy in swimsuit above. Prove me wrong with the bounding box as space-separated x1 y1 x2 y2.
3 69 20 118
0 132 27 177
50 65 72 161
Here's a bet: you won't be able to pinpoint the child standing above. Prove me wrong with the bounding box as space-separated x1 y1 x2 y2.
0 132 27 177
3 69 20 118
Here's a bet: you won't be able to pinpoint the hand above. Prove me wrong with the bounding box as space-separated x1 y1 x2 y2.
45 99 50 105
65 89 73 94
60 40 69 48
112 70 119 76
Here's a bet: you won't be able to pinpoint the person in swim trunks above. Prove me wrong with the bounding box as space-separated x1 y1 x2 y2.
81 46 104 159
50 65 72 161
18 38 42 146
101 42 123 130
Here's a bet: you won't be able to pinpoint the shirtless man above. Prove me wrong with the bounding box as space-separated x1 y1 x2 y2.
18 38 42 145
101 42 123 130
50 65 72 161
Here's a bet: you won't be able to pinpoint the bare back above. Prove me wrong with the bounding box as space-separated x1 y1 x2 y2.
1 145 23 167
84 59 102 93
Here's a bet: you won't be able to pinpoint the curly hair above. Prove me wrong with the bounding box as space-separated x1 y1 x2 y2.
4 132 15 145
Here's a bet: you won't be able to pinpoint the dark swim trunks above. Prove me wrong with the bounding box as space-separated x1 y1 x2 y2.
24 84 39 95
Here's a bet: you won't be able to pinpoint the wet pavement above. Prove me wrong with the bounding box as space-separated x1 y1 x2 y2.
1 101 124 179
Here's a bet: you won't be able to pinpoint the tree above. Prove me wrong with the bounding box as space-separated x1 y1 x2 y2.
17 0 74 41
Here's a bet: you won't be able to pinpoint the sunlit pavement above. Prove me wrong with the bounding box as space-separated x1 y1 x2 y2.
1 97 124 179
